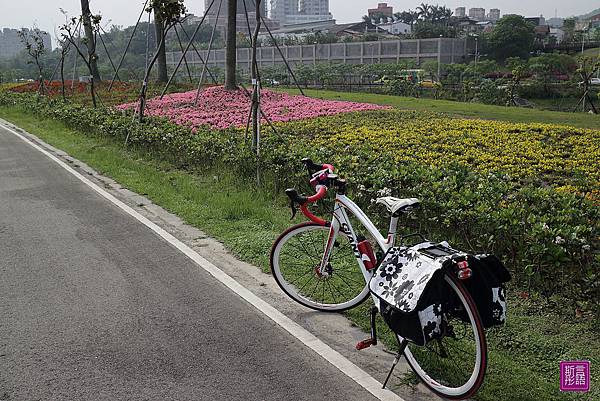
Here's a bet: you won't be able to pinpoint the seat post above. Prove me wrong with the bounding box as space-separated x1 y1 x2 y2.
387 216 399 246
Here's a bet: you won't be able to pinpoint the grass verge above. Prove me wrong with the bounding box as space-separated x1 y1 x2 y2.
0 106 597 401
280 88 600 130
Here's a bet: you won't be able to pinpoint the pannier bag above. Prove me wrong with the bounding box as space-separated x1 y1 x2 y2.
369 242 510 346
461 254 511 328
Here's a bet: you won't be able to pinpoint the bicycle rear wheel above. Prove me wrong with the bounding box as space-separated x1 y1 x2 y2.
270 222 370 312
402 272 487 400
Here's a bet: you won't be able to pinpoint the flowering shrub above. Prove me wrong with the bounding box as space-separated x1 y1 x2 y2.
116 86 389 130
271 110 600 194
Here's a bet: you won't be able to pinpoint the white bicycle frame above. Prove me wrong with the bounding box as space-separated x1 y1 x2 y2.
318 193 400 300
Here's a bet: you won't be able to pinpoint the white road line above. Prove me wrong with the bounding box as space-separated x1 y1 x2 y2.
0 121 406 401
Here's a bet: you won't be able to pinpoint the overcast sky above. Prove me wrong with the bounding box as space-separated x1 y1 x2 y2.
0 0 595 44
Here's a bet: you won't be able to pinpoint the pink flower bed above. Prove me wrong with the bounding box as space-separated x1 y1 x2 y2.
117 86 388 130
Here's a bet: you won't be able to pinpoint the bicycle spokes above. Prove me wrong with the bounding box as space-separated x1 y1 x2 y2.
272 224 369 310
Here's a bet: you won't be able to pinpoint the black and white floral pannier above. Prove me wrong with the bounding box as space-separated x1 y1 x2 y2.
369 241 510 346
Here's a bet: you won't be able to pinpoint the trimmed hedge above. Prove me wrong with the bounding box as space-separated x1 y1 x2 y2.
1 92 598 313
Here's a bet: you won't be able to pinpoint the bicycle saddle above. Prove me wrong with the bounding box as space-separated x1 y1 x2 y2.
376 197 420 215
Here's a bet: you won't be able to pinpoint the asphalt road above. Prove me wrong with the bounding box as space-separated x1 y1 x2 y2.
0 125 378 401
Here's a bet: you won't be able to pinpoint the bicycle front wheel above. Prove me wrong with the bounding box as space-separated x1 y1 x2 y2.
402 272 487 400
270 222 370 312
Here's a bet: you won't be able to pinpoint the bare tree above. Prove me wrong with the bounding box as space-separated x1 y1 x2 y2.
224 0 238 90
57 36 71 102
60 16 99 107
18 28 47 95
574 56 599 114
138 0 186 121
80 0 101 81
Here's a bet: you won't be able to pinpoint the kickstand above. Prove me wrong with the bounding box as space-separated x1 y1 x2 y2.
355 306 379 350
382 336 409 389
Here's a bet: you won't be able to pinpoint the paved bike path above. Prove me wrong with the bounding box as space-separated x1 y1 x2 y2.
0 125 379 401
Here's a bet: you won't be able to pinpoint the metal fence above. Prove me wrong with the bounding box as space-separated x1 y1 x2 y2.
166 38 467 71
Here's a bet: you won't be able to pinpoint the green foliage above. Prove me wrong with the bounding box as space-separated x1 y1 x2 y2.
17 28 47 94
17 28 47 62
2 91 597 315
149 0 186 27
475 80 507 105
412 20 456 39
488 15 535 61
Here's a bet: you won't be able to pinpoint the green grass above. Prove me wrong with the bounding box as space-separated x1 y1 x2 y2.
280 88 600 130
0 106 598 401
583 47 600 57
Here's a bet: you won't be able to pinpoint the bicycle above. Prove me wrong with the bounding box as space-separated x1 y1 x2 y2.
270 158 487 400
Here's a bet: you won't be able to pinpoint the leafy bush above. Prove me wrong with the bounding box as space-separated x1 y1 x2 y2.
474 80 508 105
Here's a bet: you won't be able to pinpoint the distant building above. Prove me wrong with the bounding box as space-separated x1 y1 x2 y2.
368 3 393 19
257 18 337 38
590 13 600 28
476 21 495 33
574 20 590 31
487 8 500 21
455 7 466 18
525 16 546 27
534 25 551 43
204 0 266 18
0 27 52 59
547 17 564 28
271 0 298 25
299 0 330 16
202 0 278 36
468 8 486 21
377 20 411 35
549 27 565 42
257 19 383 40
270 0 332 26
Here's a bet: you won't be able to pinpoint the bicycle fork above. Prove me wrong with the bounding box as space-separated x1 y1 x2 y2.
318 205 373 283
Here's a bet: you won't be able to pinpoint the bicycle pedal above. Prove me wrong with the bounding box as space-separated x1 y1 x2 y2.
356 338 377 350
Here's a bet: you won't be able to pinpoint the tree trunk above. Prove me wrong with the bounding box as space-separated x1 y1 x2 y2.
80 0 101 81
154 12 168 83
224 0 238 90
139 32 169 122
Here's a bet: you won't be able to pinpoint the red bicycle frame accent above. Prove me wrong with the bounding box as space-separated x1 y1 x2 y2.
299 164 335 226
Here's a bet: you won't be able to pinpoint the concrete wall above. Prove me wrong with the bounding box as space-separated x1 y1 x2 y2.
166 38 467 71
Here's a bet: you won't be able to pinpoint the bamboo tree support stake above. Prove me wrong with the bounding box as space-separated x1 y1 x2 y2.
48 56 63 82
177 22 219 85
242 0 262 85
250 0 261 150
71 23 82 90
242 0 252 38
97 27 121 82
173 25 193 83
240 82 277 135
135 18 180 127
144 9 152 73
259 13 305 96
194 0 223 105
160 0 216 98
108 0 150 91
250 0 262 185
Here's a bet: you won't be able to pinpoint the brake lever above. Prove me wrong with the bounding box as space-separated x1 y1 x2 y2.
289 199 298 220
